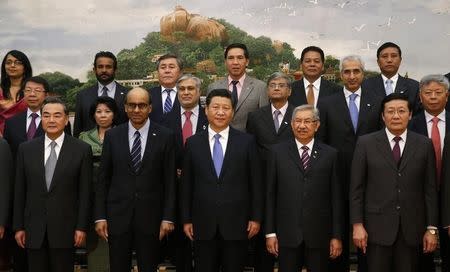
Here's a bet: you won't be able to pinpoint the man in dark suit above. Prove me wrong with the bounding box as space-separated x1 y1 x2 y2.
362 42 421 114
148 54 182 124
207 43 269 132
409 74 450 272
13 97 92 272
317 55 383 272
180 89 262 272
288 46 341 108
350 93 439 272
73 51 128 137
0 139 12 240
94 87 176 272
265 104 343 271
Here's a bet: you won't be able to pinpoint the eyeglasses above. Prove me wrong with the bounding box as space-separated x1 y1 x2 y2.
384 108 409 116
126 103 149 110
269 83 289 89
5 60 23 66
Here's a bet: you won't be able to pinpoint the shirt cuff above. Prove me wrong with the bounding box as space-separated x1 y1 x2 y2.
162 220 174 224
95 219 106 223
427 226 438 230
265 233 277 238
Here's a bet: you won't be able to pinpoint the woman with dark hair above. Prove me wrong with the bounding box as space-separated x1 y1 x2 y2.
78 96 118 272
0 50 33 136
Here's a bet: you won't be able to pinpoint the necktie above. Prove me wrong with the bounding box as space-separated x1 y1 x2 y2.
101 86 109 97
273 110 281 133
27 112 38 140
392 136 402 165
131 131 142 172
307 84 315 106
182 111 193 145
163 89 173 113
301 146 310 170
385 79 393 95
231 80 239 108
349 93 359 133
431 117 442 184
45 141 57 190
212 134 223 178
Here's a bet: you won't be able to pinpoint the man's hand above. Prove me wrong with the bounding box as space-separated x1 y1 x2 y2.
95 221 109 241
353 223 368 254
247 221 260 239
0 226 5 239
266 237 279 257
423 231 438 253
74 230 86 247
15 230 26 248
159 221 174 240
177 169 182 178
329 238 342 259
183 223 194 241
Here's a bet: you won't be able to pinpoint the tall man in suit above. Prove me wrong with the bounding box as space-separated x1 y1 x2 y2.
148 54 182 124
409 74 450 272
362 42 421 114
13 97 92 272
350 93 439 272
265 104 343 272
289 46 341 107
207 43 269 132
180 89 263 272
0 139 13 240
317 55 383 272
94 87 176 272
74 51 128 137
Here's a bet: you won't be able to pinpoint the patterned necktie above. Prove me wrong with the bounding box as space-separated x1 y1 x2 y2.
27 112 39 140
182 111 193 145
231 80 239 108
212 134 223 178
349 93 359 133
385 79 393 95
45 141 57 190
163 89 173 113
431 117 442 184
307 84 315 106
131 131 142 172
101 86 109 97
273 110 281 133
392 136 402 165
301 146 310 170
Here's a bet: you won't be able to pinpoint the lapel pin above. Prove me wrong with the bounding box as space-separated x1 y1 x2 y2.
203 125 207 130
120 92 124 95
367 103 371 107
152 133 156 136
284 121 288 125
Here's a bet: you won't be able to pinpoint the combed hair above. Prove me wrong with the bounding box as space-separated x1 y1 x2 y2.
41 96 69 115
156 54 183 70
267 72 292 88
419 74 450 91
94 51 117 70
292 104 320 121
377 42 402 59
340 55 365 72
176 74 201 90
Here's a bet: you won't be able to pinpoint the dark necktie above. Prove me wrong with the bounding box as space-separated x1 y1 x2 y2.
212 134 223 178
431 117 442 184
131 131 142 172
45 141 57 190
182 111 193 145
392 136 402 165
231 80 239 108
273 110 281 133
301 146 310 170
27 112 38 140
101 86 109 97
163 89 173 113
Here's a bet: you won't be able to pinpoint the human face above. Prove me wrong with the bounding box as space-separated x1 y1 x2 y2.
24 81 48 112
291 109 320 145
125 89 152 129
301 51 324 82
377 47 402 78
94 57 116 85
158 58 181 88
341 60 364 92
382 99 411 136
178 78 200 110
420 81 449 116
225 48 249 80
205 96 234 132
267 78 291 103
41 103 69 140
4 54 24 79
94 103 114 129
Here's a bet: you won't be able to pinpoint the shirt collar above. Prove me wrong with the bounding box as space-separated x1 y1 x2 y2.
271 102 289 116
161 86 177 93
181 104 199 117
343 87 362 98
385 127 407 142
295 138 314 151
129 118 150 135
44 132 65 147
424 110 446 123
27 108 41 118
303 77 321 90
381 73 399 84
208 125 230 141
228 74 246 86
98 81 116 91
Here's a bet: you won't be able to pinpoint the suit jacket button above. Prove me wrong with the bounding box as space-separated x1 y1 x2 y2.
398 173 401 177
396 206 400 210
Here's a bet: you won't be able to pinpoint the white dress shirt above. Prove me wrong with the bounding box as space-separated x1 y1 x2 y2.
271 102 289 127
208 126 229 157
181 105 200 134
161 86 178 107
44 132 65 163
385 128 407 156
128 118 150 160
97 81 117 98
424 110 446 154
303 78 321 108
381 73 399 95
26 108 41 131
343 87 362 112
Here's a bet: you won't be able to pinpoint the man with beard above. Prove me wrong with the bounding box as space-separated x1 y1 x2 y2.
73 51 128 137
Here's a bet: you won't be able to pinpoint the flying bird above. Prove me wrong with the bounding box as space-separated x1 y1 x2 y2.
309 0 318 5
338 1 350 8
408 17 416 24
353 24 366 32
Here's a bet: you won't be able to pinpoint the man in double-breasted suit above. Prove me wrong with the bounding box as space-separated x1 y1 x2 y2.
180 89 262 272
350 93 439 272
207 43 269 132
13 97 92 272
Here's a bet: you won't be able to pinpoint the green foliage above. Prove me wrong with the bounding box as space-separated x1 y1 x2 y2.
38 71 81 96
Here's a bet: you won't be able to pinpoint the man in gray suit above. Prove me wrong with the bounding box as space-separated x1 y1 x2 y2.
207 43 269 131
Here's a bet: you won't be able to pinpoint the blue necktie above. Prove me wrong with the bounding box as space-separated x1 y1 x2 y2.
163 89 173 113
131 131 141 172
212 134 223 178
349 93 359 133
385 79 393 95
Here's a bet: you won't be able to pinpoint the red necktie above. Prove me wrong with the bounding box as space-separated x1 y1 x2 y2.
431 117 442 185
182 111 193 145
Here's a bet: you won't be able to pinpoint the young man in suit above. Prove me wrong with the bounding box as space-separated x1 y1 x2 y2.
265 104 343 272
13 97 92 272
73 51 128 137
351 93 439 272
207 43 269 132
94 87 176 272
180 89 263 272
288 46 341 108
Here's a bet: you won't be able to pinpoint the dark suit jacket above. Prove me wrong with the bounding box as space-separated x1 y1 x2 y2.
0 139 13 228
13 135 92 249
265 140 343 249
95 121 176 236
180 127 263 240
148 86 180 124
350 130 438 246
246 103 294 159
445 73 450 111
409 110 450 140
441 136 450 226
73 82 128 137
362 74 421 114
288 77 341 107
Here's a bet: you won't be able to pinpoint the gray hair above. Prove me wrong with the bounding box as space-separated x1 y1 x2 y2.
419 74 449 91
340 55 365 72
267 72 292 88
156 54 183 70
292 104 320 121
176 74 202 90
41 96 68 115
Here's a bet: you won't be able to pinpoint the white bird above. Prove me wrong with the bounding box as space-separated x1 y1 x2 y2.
408 17 416 24
288 10 296 16
378 16 393 27
309 0 318 5
353 24 366 32
357 1 368 5
370 40 381 46
361 41 371 51
338 1 350 8
245 13 253 17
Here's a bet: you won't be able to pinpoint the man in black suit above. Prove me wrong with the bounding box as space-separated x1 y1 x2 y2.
180 89 262 272
94 87 176 272
148 54 182 124
289 46 341 107
317 55 383 272
13 97 92 272
350 93 439 272
362 42 421 114
409 74 450 272
73 51 128 137
265 104 343 271
0 139 12 240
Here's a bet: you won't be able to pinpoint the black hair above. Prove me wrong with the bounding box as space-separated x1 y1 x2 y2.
41 96 69 115
88 96 119 126
381 93 411 112
24 76 50 92
156 54 183 70
377 42 402 59
1 50 33 100
206 89 233 109
300 46 325 63
224 43 249 59
94 51 117 70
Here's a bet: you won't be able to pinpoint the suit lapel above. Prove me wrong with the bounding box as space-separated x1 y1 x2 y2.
114 83 126 103
153 87 163 115
196 109 208 133
336 92 354 131
261 106 278 135
297 79 308 103
48 135 70 192
375 130 398 171
36 137 47 192
395 76 408 94
398 132 417 171
288 140 304 173
307 141 321 173
219 128 236 179
374 76 387 97
356 89 374 134
236 77 254 112
445 111 450 133
138 122 158 175
200 131 217 178
277 104 293 135
415 113 428 137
